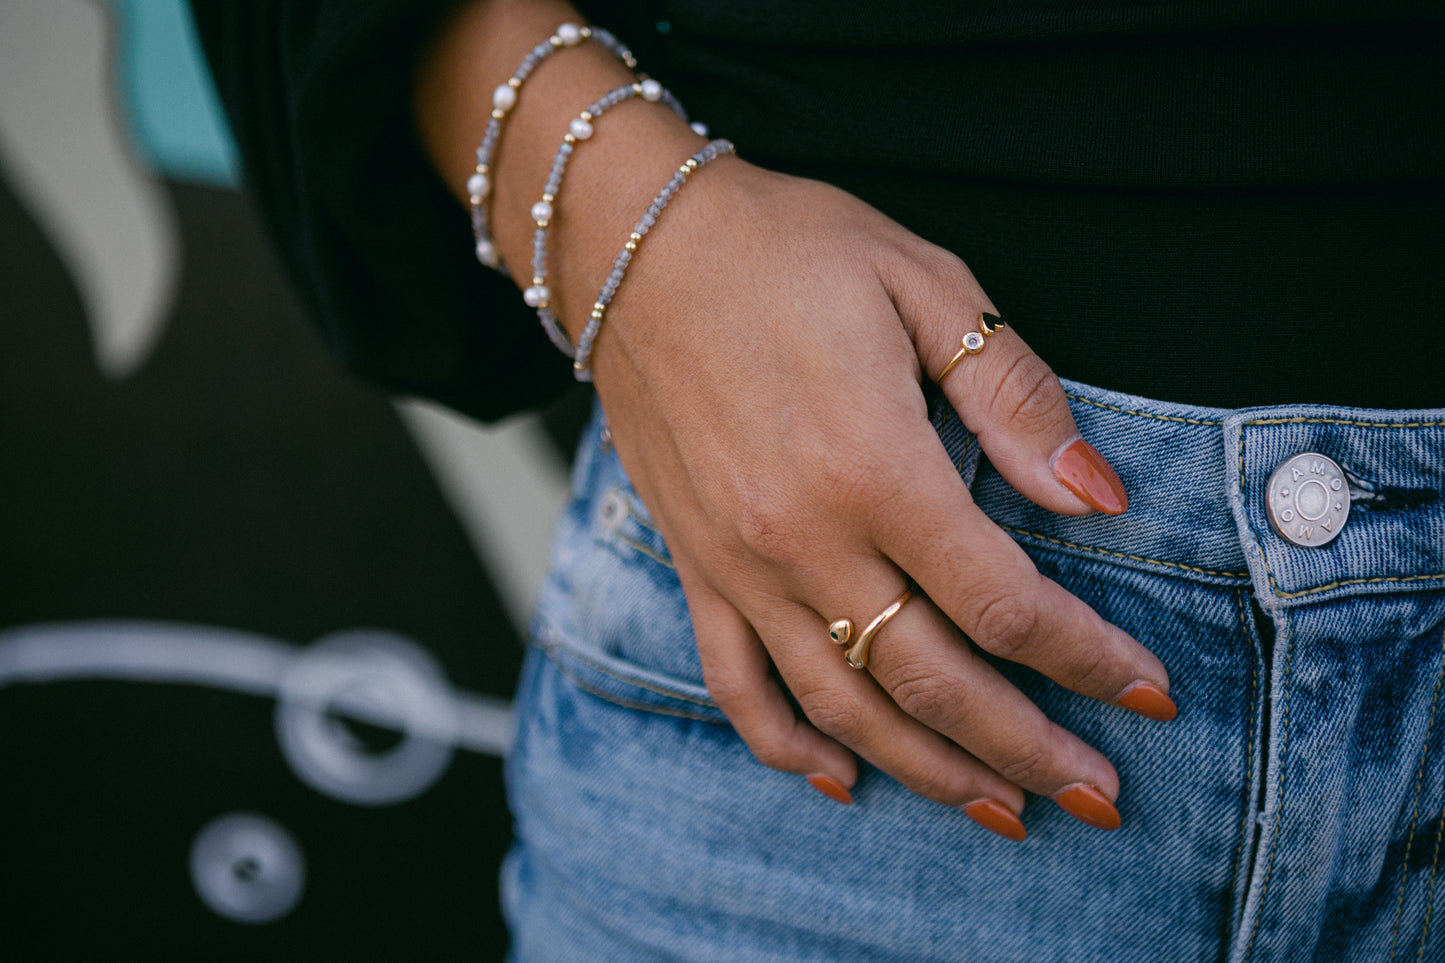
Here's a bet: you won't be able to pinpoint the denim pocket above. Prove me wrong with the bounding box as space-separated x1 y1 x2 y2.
531 416 721 721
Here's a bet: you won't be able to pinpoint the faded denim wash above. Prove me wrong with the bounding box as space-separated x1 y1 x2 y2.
504 379 1445 963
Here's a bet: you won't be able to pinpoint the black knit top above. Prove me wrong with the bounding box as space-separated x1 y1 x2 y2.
193 0 1445 421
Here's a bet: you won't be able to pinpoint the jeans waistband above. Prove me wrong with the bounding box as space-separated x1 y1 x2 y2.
931 379 1445 612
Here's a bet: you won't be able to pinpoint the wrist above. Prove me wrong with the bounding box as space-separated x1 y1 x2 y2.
492 70 705 345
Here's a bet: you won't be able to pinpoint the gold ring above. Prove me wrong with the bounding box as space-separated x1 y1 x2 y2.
829 585 916 670
934 313 1006 386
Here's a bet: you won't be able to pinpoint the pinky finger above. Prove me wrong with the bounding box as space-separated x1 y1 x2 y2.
686 578 859 804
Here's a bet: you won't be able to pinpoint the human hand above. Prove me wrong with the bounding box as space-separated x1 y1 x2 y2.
582 158 1176 839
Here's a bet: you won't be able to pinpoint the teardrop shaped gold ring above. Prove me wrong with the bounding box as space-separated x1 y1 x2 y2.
828 585 917 670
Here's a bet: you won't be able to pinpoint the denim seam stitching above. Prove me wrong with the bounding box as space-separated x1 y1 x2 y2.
1223 589 1260 952
954 432 974 474
555 642 718 711
622 492 664 538
1243 417 1445 430
1389 630 1445 962
543 644 722 720
610 491 677 569
996 523 1250 579
1063 392 1224 426
613 531 676 570
1270 573 1445 600
1416 629 1445 963
1244 609 1296 963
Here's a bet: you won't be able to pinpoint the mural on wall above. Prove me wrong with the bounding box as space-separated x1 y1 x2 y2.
0 2 580 957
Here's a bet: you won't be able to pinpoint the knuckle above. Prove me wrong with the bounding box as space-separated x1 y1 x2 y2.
701 667 750 716
888 664 956 729
989 352 1065 435
997 741 1052 787
798 690 868 745
1060 643 1114 694
734 497 808 566
741 728 796 773
913 246 970 288
902 765 965 805
970 588 1040 659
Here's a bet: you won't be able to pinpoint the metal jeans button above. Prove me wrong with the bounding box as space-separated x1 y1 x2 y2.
1266 452 1350 548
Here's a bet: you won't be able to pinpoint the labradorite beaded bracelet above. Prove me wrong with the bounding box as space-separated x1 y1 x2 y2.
525 79 689 356
467 23 636 275
572 138 737 380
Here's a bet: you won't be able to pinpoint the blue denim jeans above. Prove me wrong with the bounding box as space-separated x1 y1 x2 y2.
503 379 1445 963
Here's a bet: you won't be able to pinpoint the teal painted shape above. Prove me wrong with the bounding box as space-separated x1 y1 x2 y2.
112 0 238 186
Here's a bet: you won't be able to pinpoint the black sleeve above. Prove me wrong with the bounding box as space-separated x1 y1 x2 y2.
190 0 574 422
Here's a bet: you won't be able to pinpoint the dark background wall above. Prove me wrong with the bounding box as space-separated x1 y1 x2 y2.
0 3 575 957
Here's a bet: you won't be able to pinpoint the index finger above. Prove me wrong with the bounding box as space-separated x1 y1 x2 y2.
868 424 1176 720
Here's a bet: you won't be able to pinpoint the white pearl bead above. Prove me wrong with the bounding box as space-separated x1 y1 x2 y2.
690 121 709 137
475 240 499 268
640 79 663 102
556 23 583 46
531 200 553 224
569 118 594 141
466 172 490 198
523 285 549 307
492 84 517 112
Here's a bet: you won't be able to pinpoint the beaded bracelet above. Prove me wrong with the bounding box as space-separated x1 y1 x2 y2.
572 139 736 380
467 23 637 274
525 79 689 356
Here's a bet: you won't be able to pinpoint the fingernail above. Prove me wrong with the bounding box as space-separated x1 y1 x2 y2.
1118 681 1178 722
1052 438 1128 515
964 799 1027 842
806 773 853 805
1054 784 1121 831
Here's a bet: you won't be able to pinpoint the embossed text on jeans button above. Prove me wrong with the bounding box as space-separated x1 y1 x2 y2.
1266 452 1349 548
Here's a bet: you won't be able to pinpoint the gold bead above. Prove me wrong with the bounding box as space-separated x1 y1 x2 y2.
542 193 554 203
508 77 522 88
491 109 504 120
630 232 642 242
625 240 638 252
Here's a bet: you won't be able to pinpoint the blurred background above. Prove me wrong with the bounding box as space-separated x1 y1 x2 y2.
0 1 579 957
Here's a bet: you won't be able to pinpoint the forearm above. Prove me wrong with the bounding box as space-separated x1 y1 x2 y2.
412 0 705 345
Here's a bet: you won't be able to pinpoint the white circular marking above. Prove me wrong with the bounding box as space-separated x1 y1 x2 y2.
190 813 305 924
275 631 457 806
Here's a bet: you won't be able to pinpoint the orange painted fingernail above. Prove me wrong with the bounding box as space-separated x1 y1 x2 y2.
1052 438 1128 515
1118 681 1178 721
806 773 853 805
1054 784 1121 831
964 799 1027 842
